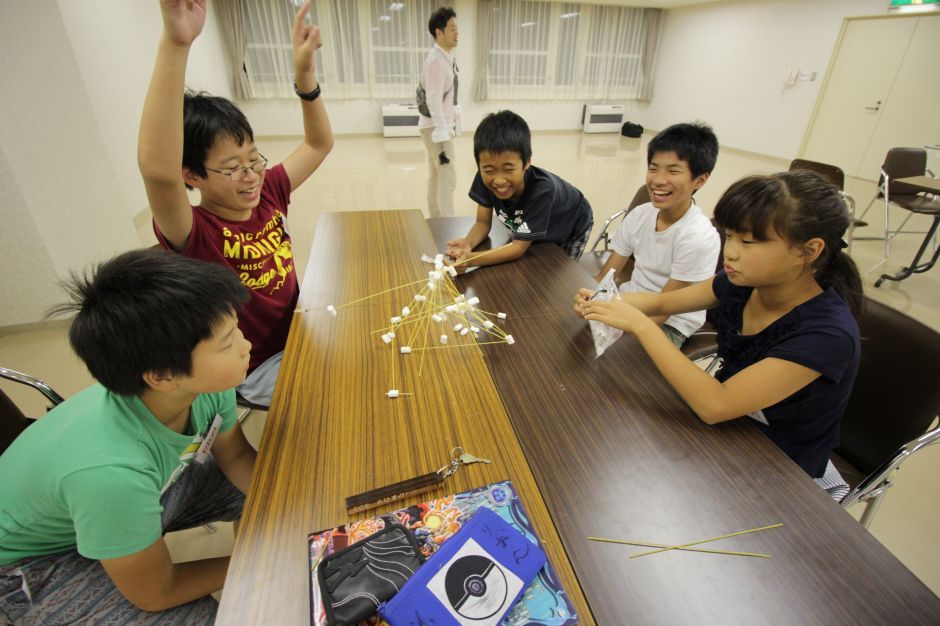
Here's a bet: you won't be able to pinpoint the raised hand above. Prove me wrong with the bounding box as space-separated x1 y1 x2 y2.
160 0 207 47
292 0 322 79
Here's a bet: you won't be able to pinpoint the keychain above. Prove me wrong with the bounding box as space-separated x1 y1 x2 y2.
345 447 491 514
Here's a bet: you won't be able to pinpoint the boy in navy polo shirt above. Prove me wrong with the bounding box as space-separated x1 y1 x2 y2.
446 111 593 267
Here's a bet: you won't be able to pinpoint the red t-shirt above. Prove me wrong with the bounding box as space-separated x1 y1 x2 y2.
154 164 298 371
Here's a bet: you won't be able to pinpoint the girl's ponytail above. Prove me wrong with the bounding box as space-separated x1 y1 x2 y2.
815 242 864 320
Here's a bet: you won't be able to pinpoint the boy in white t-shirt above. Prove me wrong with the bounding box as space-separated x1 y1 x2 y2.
582 122 720 347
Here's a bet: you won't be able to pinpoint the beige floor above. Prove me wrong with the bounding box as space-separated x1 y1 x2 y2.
1 131 938 596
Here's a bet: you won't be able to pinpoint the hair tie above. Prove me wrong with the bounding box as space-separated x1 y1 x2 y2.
839 238 849 250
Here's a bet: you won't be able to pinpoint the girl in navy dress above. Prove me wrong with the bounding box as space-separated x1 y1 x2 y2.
577 170 863 498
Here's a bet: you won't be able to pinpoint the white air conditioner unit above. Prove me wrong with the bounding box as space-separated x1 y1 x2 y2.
581 104 624 134
382 104 421 138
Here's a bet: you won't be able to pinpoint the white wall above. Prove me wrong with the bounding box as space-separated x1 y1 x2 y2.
0 1 138 327
646 0 887 159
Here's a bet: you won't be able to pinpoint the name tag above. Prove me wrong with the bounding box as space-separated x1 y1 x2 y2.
194 414 223 464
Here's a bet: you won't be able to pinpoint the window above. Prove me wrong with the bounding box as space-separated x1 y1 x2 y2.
237 0 441 99
477 1 663 101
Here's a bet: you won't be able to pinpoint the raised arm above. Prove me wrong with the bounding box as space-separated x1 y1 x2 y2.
282 1 334 192
138 0 206 250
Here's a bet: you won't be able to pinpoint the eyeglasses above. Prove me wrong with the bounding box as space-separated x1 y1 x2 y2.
204 156 268 182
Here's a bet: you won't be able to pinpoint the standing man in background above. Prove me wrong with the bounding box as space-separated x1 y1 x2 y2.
417 7 459 218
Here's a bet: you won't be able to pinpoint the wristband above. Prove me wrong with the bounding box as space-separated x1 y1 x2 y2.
293 81 321 101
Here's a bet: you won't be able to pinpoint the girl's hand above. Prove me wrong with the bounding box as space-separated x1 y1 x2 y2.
573 288 594 318
160 0 206 47
292 1 322 78
581 298 652 335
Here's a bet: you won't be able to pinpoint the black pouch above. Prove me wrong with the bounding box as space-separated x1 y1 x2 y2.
318 523 425 626
621 121 643 138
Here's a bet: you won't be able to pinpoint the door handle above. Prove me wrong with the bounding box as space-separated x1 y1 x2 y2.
864 100 882 112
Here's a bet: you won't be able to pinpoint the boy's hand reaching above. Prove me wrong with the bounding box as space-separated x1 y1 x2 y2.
160 0 206 48
292 1 322 79
446 238 472 264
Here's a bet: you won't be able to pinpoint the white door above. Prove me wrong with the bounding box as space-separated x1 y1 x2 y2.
856 16 940 179
801 16 931 180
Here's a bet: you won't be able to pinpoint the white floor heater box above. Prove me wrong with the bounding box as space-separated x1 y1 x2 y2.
382 104 421 138
581 104 625 134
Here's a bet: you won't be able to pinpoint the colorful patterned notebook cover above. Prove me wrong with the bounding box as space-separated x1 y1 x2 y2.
308 480 578 626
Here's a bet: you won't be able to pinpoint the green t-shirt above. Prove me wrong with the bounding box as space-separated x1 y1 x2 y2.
0 384 237 565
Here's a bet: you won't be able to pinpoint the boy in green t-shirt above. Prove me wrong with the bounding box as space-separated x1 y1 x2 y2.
0 250 256 624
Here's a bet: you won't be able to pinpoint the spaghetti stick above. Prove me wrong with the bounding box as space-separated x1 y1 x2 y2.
629 523 783 559
587 536 770 559
334 279 429 310
452 244 514 268
409 341 507 352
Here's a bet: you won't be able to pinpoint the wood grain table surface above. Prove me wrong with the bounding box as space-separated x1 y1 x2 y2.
216 210 592 625
429 217 940 625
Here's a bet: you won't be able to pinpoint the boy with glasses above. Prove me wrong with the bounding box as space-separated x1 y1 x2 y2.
139 0 333 406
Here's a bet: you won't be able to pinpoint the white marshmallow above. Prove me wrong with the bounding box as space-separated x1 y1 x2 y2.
453 323 464 332
470 325 480 334
401 306 410 316
446 265 458 277
400 346 411 354
386 389 400 398
431 313 444 323
430 270 442 281
483 320 494 329
390 316 402 324
427 281 437 291
381 333 392 344
326 305 337 316
388 331 396 339
434 253 444 265
445 304 458 313
467 296 480 306
460 327 469 336
440 334 448 344
414 294 427 302
454 295 465 302
505 334 515 344
497 312 507 319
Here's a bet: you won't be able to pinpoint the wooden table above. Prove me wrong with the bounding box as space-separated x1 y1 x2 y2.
217 210 591 624
218 211 939 625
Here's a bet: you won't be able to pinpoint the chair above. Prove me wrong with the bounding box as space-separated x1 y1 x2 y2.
855 148 940 286
834 298 940 528
579 184 650 281
1 367 65 454
788 158 858 251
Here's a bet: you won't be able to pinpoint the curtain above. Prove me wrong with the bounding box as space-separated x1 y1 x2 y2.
224 0 444 100
215 0 253 98
475 1 664 102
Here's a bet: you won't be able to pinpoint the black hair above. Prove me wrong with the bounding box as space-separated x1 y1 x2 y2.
428 7 456 38
647 122 719 179
713 170 863 319
48 249 250 396
473 110 532 165
182 89 255 189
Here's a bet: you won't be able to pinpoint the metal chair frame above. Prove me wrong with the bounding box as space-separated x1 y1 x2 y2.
0 366 65 408
841 425 939 528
